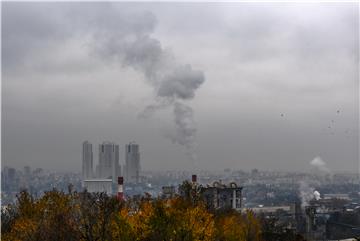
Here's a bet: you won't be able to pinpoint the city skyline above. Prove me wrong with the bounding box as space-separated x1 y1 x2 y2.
2 2 359 172
82 140 142 184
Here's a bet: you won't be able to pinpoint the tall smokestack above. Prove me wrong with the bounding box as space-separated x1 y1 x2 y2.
117 176 124 201
192 174 197 183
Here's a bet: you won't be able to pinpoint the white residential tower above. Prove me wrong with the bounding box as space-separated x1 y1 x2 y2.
82 141 93 181
96 141 120 183
125 142 140 183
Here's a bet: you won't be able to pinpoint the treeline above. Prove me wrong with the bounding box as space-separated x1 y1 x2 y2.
2 182 305 241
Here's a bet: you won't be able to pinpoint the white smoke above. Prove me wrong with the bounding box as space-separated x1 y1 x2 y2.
310 156 330 173
299 180 315 208
298 156 328 208
313 190 321 200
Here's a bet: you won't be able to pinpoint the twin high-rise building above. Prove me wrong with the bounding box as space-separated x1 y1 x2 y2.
125 142 140 183
96 142 120 183
82 141 140 184
82 141 93 180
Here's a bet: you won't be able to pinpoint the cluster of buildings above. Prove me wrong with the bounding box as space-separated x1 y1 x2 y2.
82 141 141 194
1 166 81 204
162 175 244 211
248 197 360 240
3 145 358 240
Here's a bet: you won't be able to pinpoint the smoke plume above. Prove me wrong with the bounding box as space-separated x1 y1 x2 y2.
86 7 205 163
172 102 198 160
299 180 315 208
298 156 328 208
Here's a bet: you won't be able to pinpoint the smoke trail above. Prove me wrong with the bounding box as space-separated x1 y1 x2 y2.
172 102 198 161
86 7 205 163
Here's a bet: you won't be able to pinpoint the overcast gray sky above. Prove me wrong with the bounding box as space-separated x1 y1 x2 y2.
2 2 359 172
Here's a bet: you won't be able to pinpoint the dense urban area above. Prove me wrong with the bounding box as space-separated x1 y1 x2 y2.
3 1 358 240
2 141 360 240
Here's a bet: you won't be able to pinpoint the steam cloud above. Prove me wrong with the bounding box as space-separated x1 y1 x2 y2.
87 7 205 164
299 182 322 207
310 156 330 173
313 190 321 201
298 156 328 207
299 180 315 208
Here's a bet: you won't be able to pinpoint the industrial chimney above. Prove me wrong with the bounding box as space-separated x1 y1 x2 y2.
192 174 197 184
117 176 124 201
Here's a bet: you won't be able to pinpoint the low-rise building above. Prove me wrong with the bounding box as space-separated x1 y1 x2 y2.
161 186 176 199
83 179 113 195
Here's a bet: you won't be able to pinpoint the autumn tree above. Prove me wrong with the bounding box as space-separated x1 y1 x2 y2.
260 216 306 241
167 197 215 241
77 191 123 241
1 202 17 235
3 188 268 241
118 196 215 241
2 189 81 241
35 189 81 240
215 208 262 241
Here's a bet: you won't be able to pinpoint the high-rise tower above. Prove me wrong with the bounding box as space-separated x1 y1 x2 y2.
125 142 140 183
97 142 120 183
82 141 93 181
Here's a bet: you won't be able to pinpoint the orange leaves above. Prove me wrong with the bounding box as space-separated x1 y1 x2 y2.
116 197 215 240
125 201 154 240
181 203 215 240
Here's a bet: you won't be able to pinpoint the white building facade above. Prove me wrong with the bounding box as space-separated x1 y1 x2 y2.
83 179 113 195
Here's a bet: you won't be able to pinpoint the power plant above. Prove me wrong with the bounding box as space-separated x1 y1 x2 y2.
82 141 141 194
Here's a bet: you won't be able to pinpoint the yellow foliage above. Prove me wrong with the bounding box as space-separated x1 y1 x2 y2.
2 190 264 241
165 198 215 240
184 204 215 240
118 201 155 240
216 210 262 241
5 217 37 241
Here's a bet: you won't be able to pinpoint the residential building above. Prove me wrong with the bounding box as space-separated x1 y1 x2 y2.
97 142 120 183
82 141 93 181
125 142 140 183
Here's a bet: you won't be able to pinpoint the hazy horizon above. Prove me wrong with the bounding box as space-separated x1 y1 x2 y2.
2 2 359 173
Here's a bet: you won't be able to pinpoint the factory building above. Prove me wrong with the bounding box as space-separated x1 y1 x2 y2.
83 179 113 195
201 180 243 211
